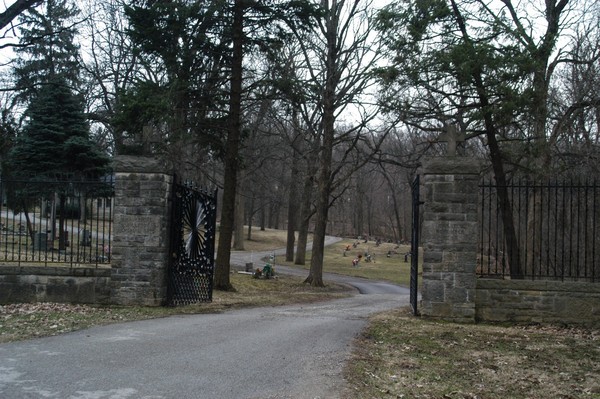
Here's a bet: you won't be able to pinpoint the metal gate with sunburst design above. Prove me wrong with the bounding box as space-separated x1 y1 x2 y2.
167 178 217 306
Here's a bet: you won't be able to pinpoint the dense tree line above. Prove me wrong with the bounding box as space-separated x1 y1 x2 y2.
0 0 598 285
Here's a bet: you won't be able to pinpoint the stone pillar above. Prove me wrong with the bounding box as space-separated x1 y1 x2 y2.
110 156 172 306
420 157 480 322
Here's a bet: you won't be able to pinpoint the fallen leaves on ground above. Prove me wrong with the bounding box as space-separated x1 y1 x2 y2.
345 307 600 399
0 302 142 343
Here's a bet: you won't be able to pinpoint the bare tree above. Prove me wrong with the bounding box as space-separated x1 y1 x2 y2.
78 0 146 154
284 0 384 286
551 14 600 176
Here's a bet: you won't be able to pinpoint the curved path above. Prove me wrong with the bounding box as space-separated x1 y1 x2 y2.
232 237 406 295
0 239 409 399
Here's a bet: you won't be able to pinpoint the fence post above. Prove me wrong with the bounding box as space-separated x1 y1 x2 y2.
420 156 480 322
110 155 173 306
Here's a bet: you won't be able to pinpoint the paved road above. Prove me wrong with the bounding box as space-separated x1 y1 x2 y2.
0 239 409 399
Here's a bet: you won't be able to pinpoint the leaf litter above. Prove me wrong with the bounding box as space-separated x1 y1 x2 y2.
345 307 600 399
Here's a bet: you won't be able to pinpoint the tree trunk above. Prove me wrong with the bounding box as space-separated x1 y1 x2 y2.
305 1 337 287
525 55 554 276
246 196 255 241
233 190 245 250
214 0 243 291
355 182 364 237
305 171 331 287
285 149 300 262
50 194 57 241
380 168 403 243
295 164 315 265
260 197 266 230
58 195 67 251
450 0 522 278
79 195 87 225
233 172 245 250
366 194 373 238
22 203 35 243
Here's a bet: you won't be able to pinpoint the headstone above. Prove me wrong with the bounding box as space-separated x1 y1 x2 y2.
33 232 47 251
81 229 92 246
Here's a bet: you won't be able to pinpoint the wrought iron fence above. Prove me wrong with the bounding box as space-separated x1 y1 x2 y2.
479 179 599 282
0 176 114 267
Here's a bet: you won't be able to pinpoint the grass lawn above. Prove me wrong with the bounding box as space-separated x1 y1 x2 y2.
275 238 417 287
224 227 306 252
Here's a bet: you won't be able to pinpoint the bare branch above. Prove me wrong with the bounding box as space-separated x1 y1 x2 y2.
0 0 42 31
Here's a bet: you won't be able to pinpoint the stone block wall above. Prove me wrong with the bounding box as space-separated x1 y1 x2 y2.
0 266 111 304
420 157 480 323
0 156 175 306
110 156 173 306
476 279 600 327
419 156 600 327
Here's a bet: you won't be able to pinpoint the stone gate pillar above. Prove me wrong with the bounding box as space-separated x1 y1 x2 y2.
420 156 480 322
111 156 172 306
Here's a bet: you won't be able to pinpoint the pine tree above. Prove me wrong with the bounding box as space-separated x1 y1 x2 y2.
13 0 81 104
6 76 110 248
6 0 110 248
8 0 109 179
8 77 110 179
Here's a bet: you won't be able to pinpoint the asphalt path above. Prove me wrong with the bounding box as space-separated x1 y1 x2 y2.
0 238 409 399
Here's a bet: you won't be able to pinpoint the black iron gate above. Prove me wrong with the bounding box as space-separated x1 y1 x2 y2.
167 178 217 306
410 175 422 316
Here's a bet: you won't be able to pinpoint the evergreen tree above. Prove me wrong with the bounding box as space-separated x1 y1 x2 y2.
5 0 110 247
7 0 109 179
120 0 231 161
5 77 110 248
7 77 110 180
13 0 81 104
0 110 17 166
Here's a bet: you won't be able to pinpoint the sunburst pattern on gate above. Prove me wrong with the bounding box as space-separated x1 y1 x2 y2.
168 179 217 306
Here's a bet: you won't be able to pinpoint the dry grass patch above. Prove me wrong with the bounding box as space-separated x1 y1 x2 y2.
212 272 349 308
346 307 600 399
0 273 350 343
